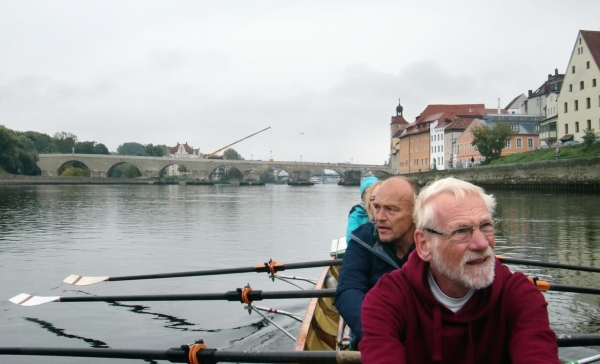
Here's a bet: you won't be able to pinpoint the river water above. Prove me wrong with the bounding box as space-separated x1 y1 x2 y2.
1 184 599 363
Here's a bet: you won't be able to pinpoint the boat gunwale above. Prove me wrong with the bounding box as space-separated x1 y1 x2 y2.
294 262 332 351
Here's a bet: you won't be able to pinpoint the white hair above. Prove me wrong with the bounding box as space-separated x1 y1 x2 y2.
413 177 496 231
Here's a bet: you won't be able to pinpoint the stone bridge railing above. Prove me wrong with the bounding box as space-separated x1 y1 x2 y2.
37 154 391 182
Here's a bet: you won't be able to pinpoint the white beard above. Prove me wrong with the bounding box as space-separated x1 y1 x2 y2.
432 246 495 290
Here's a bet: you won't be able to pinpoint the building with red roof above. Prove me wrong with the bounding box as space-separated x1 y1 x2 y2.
397 103 491 174
166 142 201 176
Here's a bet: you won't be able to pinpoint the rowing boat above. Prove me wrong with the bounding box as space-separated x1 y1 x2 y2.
295 237 347 352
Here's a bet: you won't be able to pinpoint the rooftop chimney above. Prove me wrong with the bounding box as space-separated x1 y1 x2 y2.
555 68 558 75
528 90 532 97
498 98 501 114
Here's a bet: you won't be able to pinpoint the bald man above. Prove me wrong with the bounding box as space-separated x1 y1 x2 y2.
335 176 419 349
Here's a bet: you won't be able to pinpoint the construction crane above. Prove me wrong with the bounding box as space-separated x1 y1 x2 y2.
206 126 271 159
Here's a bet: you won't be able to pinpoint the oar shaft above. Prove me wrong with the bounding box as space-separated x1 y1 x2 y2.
58 289 336 303
0 347 359 363
107 259 342 282
498 257 600 274
557 334 600 347
0 347 187 362
548 284 600 295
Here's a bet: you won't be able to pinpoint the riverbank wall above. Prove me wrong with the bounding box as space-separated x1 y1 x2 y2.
0 175 160 185
407 156 600 193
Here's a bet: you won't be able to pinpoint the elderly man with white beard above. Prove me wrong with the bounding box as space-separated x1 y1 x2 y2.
360 177 559 364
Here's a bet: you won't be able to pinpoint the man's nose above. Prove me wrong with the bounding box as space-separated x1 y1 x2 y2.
468 228 490 250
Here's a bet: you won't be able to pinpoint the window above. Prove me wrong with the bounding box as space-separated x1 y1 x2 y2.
564 102 568 113
576 122 580 133
588 61 591 69
572 65 576 73
410 147 413 152
594 79 597 87
581 81 584 90
414 159 418 166
575 100 579 111
569 84 573 92
587 98 591 109
565 124 569 134
506 140 511 149
528 139 533 149
535 123 539 132
587 120 592 130
431 147 434 153
511 123 519 131
517 138 522 149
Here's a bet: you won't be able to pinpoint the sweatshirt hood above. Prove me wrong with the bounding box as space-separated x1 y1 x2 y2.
401 251 510 362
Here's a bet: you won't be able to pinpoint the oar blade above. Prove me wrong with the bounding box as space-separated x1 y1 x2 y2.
9 293 60 306
63 275 109 286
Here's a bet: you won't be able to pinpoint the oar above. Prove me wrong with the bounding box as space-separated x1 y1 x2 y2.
528 277 600 295
497 255 600 274
1 334 599 362
63 259 343 286
557 334 600 347
9 288 336 306
0 346 362 363
566 354 600 364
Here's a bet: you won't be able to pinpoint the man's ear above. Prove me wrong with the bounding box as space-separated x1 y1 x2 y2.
414 230 433 262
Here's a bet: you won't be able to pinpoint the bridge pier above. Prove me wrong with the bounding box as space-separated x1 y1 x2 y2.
242 169 261 182
290 170 312 182
142 170 160 178
341 170 362 184
90 169 107 178
191 170 211 182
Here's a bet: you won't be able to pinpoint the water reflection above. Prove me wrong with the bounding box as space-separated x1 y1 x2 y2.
24 317 109 348
493 190 600 337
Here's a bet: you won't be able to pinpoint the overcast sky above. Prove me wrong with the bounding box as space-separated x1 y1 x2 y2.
1 1 599 164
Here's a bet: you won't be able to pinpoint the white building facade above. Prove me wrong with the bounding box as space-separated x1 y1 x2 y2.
557 30 600 143
430 120 446 170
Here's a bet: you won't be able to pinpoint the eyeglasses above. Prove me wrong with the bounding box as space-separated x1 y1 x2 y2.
424 219 498 244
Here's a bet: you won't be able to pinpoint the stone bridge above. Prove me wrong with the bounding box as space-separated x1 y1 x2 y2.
37 154 392 182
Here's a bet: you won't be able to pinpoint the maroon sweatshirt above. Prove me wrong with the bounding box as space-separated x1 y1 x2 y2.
360 252 559 363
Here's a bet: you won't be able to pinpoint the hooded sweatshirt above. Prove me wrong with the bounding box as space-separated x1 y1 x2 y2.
360 252 559 364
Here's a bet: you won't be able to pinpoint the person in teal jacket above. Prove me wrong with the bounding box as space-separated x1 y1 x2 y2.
345 176 379 243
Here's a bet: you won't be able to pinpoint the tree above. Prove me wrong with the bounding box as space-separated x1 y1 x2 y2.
178 165 188 176
117 142 145 156
137 143 165 157
0 125 39 175
108 163 141 178
582 128 597 149
223 148 244 160
21 131 59 153
53 131 78 153
221 167 244 182
471 123 514 164
74 141 110 154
